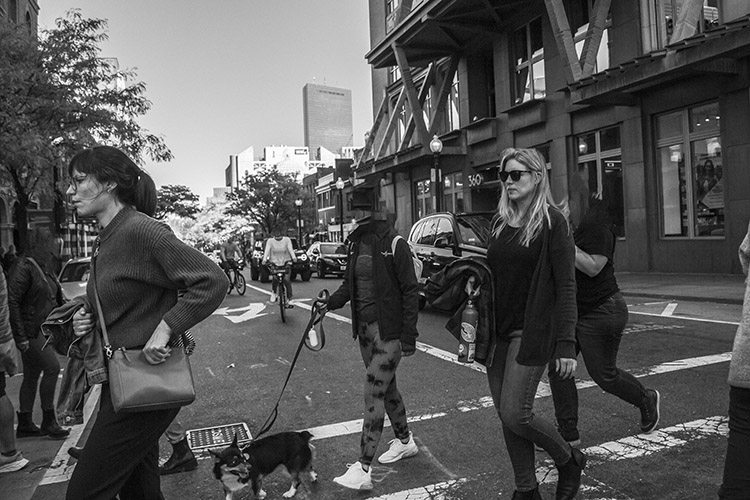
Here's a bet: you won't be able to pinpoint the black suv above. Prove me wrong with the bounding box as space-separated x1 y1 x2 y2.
306 241 348 278
249 237 312 283
407 211 494 307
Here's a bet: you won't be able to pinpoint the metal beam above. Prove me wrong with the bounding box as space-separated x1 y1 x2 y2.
393 44 431 146
580 0 612 77
544 0 582 84
428 54 460 136
376 87 407 160
400 63 437 151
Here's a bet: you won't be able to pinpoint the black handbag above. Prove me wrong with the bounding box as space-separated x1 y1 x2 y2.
91 244 196 413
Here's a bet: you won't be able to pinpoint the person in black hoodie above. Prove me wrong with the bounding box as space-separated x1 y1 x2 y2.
322 189 420 491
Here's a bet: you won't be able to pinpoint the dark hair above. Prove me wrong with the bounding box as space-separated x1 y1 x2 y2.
68 146 157 217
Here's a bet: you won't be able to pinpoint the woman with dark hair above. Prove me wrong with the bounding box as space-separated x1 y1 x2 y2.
486 148 584 500
547 196 660 448
63 146 227 500
8 229 70 440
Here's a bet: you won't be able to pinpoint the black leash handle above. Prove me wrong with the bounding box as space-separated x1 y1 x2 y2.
255 290 330 439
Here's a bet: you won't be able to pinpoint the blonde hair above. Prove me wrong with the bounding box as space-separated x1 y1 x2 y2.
493 147 562 247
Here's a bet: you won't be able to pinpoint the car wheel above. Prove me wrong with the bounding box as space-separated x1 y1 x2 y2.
301 270 312 282
317 263 326 279
260 266 270 283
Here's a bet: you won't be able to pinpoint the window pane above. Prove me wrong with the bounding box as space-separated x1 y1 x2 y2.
512 25 529 65
689 101 720 133
435 218 454 245
656 111 682 139
600 126 621 151
693 137 724 236
658 144 688 236
530 17 543 53
532 58 546 99
577 132 596 156
515 67 531 104
418 218 437 245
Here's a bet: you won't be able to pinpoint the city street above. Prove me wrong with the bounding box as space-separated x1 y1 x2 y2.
2 272 738 500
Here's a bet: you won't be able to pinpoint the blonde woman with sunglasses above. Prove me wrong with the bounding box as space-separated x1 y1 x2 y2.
486 148 584 500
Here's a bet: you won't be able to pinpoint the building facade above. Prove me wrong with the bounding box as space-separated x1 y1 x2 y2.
303 83 354 157
358 0 750 274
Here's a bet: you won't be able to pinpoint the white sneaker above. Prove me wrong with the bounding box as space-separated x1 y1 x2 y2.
287 299 296 307
332 462 373 490
269 293 277 302
378 432 418 464
0 452 29 473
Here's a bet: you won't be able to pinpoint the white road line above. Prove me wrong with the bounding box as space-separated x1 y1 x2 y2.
365 479 468 500
630 310 739 326
39 384 101 485
661 302 678 316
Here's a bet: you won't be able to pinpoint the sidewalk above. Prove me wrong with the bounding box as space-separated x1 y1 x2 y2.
616 271 746 305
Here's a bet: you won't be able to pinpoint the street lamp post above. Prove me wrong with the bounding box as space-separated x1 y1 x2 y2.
294 199 303 245
335 177 345 242
429 134 443 212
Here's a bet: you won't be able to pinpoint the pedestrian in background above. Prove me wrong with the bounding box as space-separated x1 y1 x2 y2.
486 148 584 500
7 230 70 440
718 219 750 499
0 268 28 473
323 204 420 491
547 197 660 446
63 146 227 500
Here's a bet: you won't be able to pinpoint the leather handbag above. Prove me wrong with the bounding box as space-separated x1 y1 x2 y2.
91 243 196 413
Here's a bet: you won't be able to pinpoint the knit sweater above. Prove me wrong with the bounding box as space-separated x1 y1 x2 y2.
729 220 750 388
89 206 228 350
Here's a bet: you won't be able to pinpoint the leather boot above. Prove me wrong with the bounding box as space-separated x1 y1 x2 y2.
41 409 70 440
512 486 543 499
67 446 83 460
555 447 586 500
159 438 197 475
16 411 42 438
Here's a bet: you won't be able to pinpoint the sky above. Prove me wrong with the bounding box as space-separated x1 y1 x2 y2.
37 0 374 203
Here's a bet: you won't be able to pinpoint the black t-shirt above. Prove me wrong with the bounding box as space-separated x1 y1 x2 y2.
487 224 542 338
574 221 619 316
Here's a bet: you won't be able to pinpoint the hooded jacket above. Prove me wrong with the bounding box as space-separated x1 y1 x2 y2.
327 219 419 347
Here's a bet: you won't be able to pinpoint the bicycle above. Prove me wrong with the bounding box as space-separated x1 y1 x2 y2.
268 261 293 322
224 259 247 295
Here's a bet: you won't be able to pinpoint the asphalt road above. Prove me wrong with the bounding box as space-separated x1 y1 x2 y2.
1 273 739 500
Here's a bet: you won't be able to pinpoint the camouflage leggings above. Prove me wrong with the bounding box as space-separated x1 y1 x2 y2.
358 321 409 466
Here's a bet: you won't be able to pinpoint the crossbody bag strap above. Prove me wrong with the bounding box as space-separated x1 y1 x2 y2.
90 239 114 358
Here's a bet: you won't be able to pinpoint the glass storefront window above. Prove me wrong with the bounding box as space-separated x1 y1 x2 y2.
656 101 723 238
443 172 464 213
415 179 433 219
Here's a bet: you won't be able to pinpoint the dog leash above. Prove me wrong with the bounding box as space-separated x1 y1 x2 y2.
255 289 330 438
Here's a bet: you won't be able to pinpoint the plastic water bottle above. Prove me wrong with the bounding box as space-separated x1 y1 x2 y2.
458 299 478 363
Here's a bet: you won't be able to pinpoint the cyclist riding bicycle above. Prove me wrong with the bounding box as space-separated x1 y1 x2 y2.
219 238 242 278
263 232 297 306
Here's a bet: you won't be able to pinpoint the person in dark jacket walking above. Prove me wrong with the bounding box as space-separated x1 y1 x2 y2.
486 148 583 500
7 230 70 440
322 204 420 491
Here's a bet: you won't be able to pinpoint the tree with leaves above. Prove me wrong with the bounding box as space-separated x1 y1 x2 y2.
155 184 200 220
0 10 172 252
224 167 311 239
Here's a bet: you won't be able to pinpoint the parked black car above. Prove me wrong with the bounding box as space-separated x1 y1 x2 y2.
307 241 348 278
249 237 311 283
407 211 494 308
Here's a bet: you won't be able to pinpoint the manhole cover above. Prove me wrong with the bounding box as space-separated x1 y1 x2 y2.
187 422 252 451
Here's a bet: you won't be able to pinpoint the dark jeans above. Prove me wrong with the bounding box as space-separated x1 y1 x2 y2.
19 334 60 412
719 386 750 499
357 321 408 466
487 334 571 492
548 293 647 432
66 384 179 500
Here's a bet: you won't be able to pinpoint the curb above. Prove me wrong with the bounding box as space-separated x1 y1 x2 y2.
620 290 743 306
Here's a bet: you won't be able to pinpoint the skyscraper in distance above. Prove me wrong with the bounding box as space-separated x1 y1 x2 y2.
303 83 353 158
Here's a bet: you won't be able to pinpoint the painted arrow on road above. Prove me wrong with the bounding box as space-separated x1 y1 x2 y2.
212 302 268 323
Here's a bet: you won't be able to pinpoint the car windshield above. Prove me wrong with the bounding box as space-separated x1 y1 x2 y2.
320 243 347 255
456 213 493 248
60 262 90 283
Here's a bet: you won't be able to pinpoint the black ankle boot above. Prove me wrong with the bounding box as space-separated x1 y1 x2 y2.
67 446 83 460
159 438 197 475
16 411 42 438
512 486 543 499
556 447 586 500
41 409 70 440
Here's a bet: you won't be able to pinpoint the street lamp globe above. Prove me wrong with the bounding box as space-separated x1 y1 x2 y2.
295 198 302 207
335 177 345 191
429 134 443 154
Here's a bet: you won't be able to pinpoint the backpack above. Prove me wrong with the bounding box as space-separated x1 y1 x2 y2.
391 235 424 282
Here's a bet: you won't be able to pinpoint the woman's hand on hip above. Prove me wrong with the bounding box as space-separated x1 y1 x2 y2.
143 320 173 365
555 357 577 379
72 307 95 338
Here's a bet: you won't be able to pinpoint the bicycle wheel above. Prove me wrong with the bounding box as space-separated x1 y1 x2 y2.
226 269 235 294
279 285 286 323
235 272 246 295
